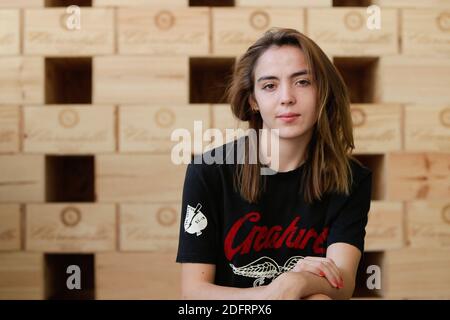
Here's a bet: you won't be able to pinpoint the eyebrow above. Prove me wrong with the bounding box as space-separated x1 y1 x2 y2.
256 70 309 82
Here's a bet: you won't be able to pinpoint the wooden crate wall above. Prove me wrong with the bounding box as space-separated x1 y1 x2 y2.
0 0 449 300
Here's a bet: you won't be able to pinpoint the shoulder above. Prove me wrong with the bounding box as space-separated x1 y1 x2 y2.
188 138 239 180
326 157 372 203
324 158 372 214
348 157 372 188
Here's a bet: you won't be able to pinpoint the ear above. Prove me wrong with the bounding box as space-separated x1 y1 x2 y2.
248 94 259 112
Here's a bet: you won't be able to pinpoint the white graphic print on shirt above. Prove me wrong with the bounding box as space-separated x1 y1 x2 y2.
229 255 304 287
184 203 207 236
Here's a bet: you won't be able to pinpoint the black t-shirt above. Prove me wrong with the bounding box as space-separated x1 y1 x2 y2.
176 138 372 288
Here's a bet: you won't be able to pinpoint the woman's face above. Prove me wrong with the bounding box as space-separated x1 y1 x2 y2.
251 45 318 140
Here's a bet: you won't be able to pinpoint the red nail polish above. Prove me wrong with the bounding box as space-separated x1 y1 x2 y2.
319 271 325 276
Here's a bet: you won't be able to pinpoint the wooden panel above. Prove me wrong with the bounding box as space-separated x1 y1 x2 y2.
96 252 181 299
211 104 247 131
404 105 450 152
24 8 114 56
118 8 209 55
365 201 404 251
0 0 44 7
0 106 20 154
351 104 402 154
386 152 450 201
212 8 304 55
307 8 398 56
96 154 186 202
236 0 331 6
407 201 450 248
372 0 450 8
93 56 188 104
385 248 450 299
94 0 188 6
0 155 45 202
376 57 450 104
119 203 180 252
402 9 450 57
23 105 116 154
0 204 21 251
0 57 44 104
0 252 43 300
205 104 248 151
26 203 116 252
119 104 210 153
0 10 19 55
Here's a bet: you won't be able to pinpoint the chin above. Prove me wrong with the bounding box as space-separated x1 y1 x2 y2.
275 129 309 140
270 127 310 139
261 122 313 140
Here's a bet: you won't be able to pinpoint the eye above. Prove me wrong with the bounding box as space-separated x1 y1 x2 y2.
262 83 276 91
296 79 311 87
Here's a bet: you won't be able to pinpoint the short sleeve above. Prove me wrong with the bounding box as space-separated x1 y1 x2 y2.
326 171 372 253
176 162 219 264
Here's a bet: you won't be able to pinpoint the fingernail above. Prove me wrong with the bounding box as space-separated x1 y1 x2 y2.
319 271 325 276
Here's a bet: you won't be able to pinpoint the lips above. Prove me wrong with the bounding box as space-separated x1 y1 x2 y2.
276 112 300 119
276 112 301 124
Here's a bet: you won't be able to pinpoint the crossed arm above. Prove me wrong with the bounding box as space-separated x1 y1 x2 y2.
180 242 361 300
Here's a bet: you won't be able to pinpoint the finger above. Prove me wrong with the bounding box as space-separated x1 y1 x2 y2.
292 258 309 272
322 259 344 287
304 256 337 267
325 261 344 287
299 262 340 289
315 262 341 288
292 261 324 277
304 257 344 287
304 258 342 288
295 259 342 289
303 294 332 300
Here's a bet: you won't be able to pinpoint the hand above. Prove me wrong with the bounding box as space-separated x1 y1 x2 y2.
303 293 332 300
261 272 306 300
292 256 344 289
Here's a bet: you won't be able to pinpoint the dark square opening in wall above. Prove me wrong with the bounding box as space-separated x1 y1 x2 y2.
190 57 235 104
353 154 385 200
45 0 92 6
333 0 372 6
352 251 384 298
189 0 234 6
333 57 378 103
46 156 95 202
45 254 95 300
45 58 92 104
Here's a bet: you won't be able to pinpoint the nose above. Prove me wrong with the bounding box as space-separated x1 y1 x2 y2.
280 84 296 106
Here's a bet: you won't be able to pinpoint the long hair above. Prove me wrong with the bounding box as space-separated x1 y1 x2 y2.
226 27 359 204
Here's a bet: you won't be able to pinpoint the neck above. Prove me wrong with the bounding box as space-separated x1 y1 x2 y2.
259 127 312 173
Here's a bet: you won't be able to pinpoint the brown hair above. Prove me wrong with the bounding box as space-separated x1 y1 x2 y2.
226 27 360 204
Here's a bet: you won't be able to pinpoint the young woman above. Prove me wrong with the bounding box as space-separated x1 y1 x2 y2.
176 28 372 300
